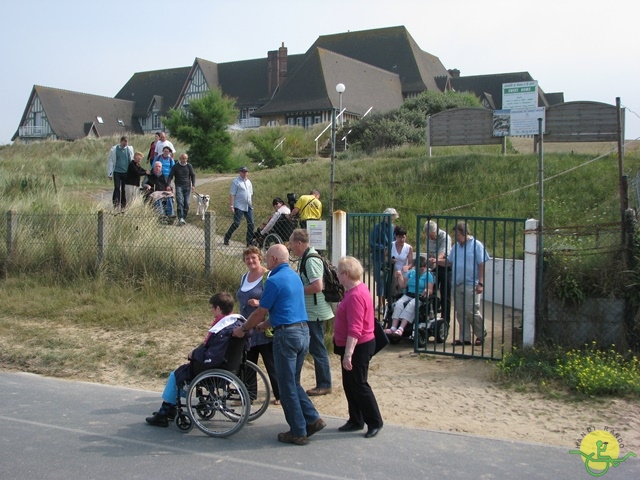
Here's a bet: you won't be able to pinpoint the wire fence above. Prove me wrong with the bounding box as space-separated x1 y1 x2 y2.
2 209 639 351
540 217 639 350
1 211 253 288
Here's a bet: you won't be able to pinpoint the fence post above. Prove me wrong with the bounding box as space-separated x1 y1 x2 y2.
332 210 347 264
204 212 212 275
624 208 638 350
97 211 105 267
523 218 538 347
426 114 432 157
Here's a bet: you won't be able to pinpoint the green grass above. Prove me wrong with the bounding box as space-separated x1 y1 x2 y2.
494 344 640 398
1 134 640 393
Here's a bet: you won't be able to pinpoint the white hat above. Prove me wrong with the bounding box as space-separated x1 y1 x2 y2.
383 208 398 218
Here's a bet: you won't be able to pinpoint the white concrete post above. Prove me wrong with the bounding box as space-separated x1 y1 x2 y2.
332 210 347 264
523 218 538 347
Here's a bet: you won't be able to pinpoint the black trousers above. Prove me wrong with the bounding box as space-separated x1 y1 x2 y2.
340 339 383 429
246 342 280 401
433 265 452 323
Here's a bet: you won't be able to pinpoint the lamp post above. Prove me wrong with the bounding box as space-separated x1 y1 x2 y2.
336 83 345 127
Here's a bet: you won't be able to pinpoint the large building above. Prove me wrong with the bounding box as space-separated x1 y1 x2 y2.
12 25 562 142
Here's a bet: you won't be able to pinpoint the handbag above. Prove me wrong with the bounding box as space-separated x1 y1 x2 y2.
373 319 389 355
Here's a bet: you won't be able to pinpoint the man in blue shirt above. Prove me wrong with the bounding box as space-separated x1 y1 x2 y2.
223 166 254 246
233 244 325 445
447 221 490 347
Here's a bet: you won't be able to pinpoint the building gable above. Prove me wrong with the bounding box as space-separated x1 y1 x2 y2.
14 85 139 141
254 47 403 121
308 25 449 96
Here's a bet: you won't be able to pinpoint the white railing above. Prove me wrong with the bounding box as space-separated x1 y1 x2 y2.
314 108 345 155
239 117 261 128
19 125 47 137
340 107 373 151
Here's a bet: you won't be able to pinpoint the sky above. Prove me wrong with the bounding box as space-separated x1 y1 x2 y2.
2 0 639 145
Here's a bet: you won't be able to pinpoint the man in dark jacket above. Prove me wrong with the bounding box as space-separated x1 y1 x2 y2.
145 292 247 427
143 160 174 217
168 153 196 225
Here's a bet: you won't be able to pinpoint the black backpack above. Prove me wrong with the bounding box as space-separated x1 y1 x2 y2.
299 253 345 304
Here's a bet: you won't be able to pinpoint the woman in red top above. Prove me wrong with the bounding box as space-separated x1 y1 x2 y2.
334 256 383 438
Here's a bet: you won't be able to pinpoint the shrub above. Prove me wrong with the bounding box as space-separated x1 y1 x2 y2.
496 344 640 397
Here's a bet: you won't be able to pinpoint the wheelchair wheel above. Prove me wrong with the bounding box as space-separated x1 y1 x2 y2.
175 412 193 432
262 233 283 256
432 319 449 344
416 324 427 348
237 360 271 422
186 369 250 438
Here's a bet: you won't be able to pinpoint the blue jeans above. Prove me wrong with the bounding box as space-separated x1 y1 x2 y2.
307 321 332 389
153 197 174 216
161 371 179 404
224 207 254 245
175 185 192 220
272 324 320 437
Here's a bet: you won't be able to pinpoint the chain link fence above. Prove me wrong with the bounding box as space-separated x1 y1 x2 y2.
1 211 254 290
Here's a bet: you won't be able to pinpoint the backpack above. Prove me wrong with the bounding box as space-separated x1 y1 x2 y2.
300 253 345 304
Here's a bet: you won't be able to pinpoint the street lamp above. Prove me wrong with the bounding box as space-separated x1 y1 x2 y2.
336 83 345 127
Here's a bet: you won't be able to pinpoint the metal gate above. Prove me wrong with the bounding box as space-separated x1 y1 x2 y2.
347 213 527 360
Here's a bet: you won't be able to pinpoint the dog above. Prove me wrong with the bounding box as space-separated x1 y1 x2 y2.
194 193 210 220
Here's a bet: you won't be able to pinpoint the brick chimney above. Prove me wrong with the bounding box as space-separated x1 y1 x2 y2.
267 42 288 97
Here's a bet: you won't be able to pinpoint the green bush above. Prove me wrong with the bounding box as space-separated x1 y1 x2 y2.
496 344 640 397
247 128 287 168
349 90 482 152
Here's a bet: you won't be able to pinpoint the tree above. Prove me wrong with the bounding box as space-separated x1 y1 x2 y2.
163 89 238 171
349 90 481 152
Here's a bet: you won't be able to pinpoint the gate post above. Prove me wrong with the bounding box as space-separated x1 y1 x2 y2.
332 210 347 264
97 210 105 267
523 218 538 347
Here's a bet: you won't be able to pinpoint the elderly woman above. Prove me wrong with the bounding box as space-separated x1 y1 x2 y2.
333 256 383 438
237 246 280 404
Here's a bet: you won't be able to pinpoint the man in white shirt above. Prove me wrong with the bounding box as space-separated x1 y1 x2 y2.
223 166 254 246
153 131 175 158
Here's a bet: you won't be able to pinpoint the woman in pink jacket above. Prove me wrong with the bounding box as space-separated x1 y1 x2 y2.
333 256 383 438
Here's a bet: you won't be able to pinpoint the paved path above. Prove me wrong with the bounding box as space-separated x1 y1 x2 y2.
2 372 638 479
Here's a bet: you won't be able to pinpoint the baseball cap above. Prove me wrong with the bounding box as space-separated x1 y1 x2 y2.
238 166 249 172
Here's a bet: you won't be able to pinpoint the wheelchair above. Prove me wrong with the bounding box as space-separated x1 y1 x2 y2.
382 293 449 347
252 212 298 256
173 336 271 438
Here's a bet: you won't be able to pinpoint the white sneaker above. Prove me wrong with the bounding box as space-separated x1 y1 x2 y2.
179 218 186 224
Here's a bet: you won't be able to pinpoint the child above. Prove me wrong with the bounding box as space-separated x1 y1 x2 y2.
384 256 434 337
145 292 247 427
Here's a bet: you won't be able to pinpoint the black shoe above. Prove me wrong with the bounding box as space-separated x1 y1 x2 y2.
152 406 177 420
145 412 169 427
338 422 364 432
364 425 383 438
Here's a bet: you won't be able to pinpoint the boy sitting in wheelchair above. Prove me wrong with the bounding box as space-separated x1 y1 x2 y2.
252 196 297 247
145 292 248 427
384 255 434 337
